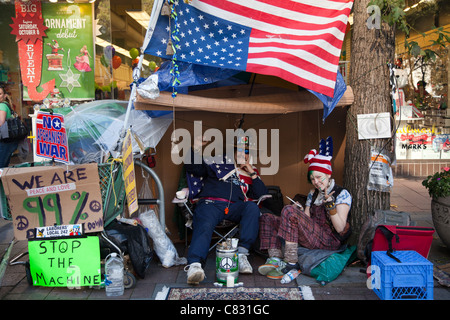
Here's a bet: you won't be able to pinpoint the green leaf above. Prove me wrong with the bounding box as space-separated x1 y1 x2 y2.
410 43 421 57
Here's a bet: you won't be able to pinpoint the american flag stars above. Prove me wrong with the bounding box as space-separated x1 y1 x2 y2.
151 1 250 70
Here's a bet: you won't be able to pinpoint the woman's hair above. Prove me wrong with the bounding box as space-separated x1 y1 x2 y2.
0 83 6 94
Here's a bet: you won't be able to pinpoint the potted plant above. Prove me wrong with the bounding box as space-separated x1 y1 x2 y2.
422 167 450 249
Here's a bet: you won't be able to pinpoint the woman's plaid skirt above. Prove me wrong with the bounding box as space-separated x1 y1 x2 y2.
259 204 341 251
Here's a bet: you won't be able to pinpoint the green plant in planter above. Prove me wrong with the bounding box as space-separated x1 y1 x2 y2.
422 167 450 199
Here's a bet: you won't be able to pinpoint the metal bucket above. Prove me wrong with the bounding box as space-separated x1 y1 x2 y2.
216 244 239 284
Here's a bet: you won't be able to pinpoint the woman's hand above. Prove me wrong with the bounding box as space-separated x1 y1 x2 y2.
323 188 335 203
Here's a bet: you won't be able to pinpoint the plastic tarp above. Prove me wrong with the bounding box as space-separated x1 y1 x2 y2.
154 60 244 94
137 60 347 120
55 100 172 164
307 71 348 122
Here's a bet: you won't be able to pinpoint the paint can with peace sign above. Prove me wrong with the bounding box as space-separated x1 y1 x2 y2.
216 240 239 285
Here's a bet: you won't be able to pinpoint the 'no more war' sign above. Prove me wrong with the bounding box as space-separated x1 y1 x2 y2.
36 111 69 164
1 163 104 240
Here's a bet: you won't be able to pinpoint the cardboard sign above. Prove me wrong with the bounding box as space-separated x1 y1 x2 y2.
28 236 101 287
35 111 69 164
122 129 138 215
1 163 104 240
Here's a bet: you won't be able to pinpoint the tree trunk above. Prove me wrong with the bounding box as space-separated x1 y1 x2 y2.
344 0 396 240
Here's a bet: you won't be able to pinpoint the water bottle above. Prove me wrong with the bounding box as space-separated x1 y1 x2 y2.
105 253 124 297
280 269 301 284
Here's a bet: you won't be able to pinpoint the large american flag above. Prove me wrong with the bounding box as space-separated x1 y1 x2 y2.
145 0 353 97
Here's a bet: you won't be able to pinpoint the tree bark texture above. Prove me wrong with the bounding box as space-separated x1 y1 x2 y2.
344 0 396 240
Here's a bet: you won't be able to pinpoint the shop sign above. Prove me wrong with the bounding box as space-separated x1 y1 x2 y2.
28 236 101 287
35 111 69 164
10 0 95 101
1 163 104 240
10 0 55 100
38 2 95 100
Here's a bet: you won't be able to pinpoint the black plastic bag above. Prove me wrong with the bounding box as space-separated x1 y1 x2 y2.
104 220 153 279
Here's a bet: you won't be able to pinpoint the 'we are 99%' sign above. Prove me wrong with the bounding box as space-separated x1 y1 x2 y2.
1 163 104 240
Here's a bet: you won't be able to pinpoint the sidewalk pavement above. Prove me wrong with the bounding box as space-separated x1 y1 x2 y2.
0 177 449 300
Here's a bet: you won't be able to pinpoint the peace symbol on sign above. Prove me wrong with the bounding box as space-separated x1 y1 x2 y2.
220 257 233 270
16 216 29 231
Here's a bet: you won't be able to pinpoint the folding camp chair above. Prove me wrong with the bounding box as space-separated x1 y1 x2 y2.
172 172 271 252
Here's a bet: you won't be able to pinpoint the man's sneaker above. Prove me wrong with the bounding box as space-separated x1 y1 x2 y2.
258 257 285 276
239 254 253 274
184 262 205 284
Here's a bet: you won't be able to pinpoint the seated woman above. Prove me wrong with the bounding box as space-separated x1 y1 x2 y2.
258 138 352 279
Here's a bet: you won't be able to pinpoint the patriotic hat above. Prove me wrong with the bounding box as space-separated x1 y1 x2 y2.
303 137 333 175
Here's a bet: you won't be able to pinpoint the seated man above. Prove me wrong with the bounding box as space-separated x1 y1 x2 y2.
184 136 268 284
258 137 352 279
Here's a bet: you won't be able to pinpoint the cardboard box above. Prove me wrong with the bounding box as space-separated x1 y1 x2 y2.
1 163 104 240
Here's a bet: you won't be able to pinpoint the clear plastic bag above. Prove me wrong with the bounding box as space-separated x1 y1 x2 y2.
368 148 394 192
139 209 187 268
137 74 160 100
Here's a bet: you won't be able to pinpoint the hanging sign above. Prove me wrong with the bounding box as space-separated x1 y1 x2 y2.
38 2 95 100
28 236 101 287
1 163 104 240
10 0 55 101
35 111 69 164
122 129 138 215
10 1 95 101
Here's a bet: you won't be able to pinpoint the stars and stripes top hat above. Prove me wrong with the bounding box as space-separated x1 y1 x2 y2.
304 136 333 175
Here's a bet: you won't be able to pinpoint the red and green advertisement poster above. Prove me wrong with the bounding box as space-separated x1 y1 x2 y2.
11 0 95 101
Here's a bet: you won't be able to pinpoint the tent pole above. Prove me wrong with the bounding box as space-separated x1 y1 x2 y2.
118 0 165 153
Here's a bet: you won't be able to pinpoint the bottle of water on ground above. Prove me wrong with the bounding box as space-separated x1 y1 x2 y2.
105 252 124 297
281 269 301 284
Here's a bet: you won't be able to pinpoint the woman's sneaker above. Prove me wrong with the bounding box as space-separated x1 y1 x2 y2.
184 262 205 284
267 262 300 280
266 268 285 280
258 257 285 275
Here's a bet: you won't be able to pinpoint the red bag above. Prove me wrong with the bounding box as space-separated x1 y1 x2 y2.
371 225 435 262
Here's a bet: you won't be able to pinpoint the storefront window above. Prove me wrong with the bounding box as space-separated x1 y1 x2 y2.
1 0 159 112
0 1 22 116
395 46 449 160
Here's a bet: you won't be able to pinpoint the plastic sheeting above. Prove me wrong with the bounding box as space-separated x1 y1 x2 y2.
307 71 347 122
155 60 242 94
58 100 172 164
139 209 187 268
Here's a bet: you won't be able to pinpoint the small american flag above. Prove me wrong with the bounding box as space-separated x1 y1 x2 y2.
145 0 353 97
186 157 240 199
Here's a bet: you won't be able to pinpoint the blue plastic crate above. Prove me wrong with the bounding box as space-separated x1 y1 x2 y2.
370 250 433 300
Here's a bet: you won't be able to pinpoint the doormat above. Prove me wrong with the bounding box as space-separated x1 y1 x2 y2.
155 286 314 300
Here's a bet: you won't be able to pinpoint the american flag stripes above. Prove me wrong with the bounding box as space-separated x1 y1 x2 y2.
145 0 353 97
